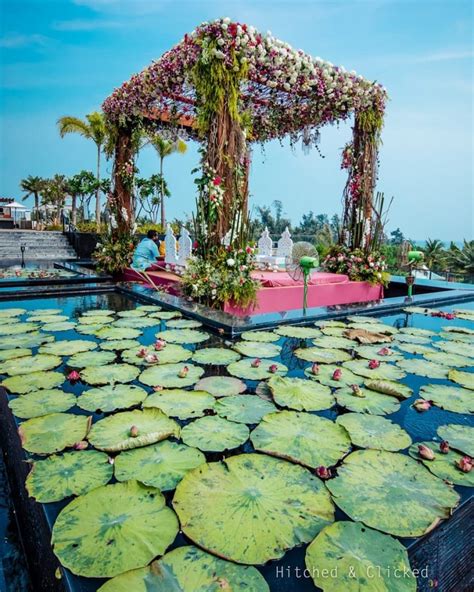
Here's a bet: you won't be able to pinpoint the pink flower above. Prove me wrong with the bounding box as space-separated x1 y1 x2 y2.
413 399 431 412
154 339 166 351
311 363 320 375
153 385 163 391
268 364 278 374
440 440 450 454
251 358 261 368
332 369 342 381
178 366 189 378
67 370 81 382
73 440 88 450
418 444 435 461
315 466 332 480
377 347 391 356
445 313 455 320
368 359 380 369
213 176 222 186
137 347 148 358
145 353 159 364
456 456 472 473
129 425 139 438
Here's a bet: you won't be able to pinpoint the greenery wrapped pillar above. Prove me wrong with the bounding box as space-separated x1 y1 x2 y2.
112 124 134 232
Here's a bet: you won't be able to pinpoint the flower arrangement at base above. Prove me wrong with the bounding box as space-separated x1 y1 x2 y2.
181 245 259 308
93 232 136 274
322 245 390 287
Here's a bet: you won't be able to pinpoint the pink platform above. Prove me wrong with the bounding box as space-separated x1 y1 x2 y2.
122 268 383 316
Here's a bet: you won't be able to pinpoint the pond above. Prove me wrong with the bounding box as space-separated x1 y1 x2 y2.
0 292 472 592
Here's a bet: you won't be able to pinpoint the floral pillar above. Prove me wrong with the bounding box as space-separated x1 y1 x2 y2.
112 124 134 233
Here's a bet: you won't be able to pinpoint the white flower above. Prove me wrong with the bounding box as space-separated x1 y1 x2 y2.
217 38 225 46
227 258 236 267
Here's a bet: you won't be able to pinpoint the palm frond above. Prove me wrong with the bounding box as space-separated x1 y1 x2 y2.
57 116 91 139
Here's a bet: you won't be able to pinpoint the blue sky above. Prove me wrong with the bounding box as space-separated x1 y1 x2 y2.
1 0 472 240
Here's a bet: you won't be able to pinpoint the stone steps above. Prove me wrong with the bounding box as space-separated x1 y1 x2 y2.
0 231 77 261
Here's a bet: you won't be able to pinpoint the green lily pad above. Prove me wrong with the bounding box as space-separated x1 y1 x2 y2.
0 323 40 335
434 340 474 358
403 306 433 315
136 305 162 312
77 315 115 325
114 441 206 491
2 370 64 394
448 368 474 390
0 308 26 317
305 521 416 592
321 326 347 337
311 335 355 350
439 331 474 343
41 321 76 332
268 375 334 411
0 353 62 376
139 363 204 388
0 332 54 350
166 319 202 329
88 408 180 452
192 347 240 366
343 360 406 381
420 384 473 414
148 310 182 320
0 348 31 362
295 347 352 364
394 333 431 345
274 325 322 339
251 411 351 468
304 364 363 387
173 453 335 564
353 345 403 361
394 342 435 355
27 314 69 324
326 449 459 537
156 329 210 344
95 326 142 340
348 322 398 335
19 413 91 455
315 319 347 327
68 350 116 368
52 480 178 577
437 424 473 456
408 441 474 487
80 363 139 385
345 316 380 324
396 358 449 379
97 545 269 592
181 416 249 451
227 358 288 380
117 309 148 318
194 375 246 397
240 330 280 342
26 450 113 503
9 389 76 419
113 317 160 329
40 339 97 356
77 384 148 413
122 344 192 366
233 341 282 359
443 325 474 335
75 324 104 335
399 327 435 337
364 379 413 399
335 387 401 415
81 309 115 316
142 389 216 419
215 395 276 424
99 339 141 351
336 413 412 451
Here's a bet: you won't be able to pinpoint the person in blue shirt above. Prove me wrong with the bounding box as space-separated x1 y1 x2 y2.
132 230 160 271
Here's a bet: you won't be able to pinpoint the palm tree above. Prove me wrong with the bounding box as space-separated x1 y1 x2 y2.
20 176 45 224
423 238 446 277
57 112 107 230
446 240 474 276
147 135 187 228
41 175 68 225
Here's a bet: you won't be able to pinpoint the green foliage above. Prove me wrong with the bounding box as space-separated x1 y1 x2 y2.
323 245 390 286
446 240 474 275
93 233 136 274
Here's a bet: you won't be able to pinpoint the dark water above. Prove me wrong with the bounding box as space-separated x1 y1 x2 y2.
0 292 473 592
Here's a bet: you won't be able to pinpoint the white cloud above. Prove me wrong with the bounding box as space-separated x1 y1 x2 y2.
0 33 49 49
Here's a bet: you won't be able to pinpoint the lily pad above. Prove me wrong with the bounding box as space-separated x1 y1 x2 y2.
311 335 355 350
155 329 209 344
0 332 54 350
0 323 40 335
88 408 180 452
443 325 474 335
19 413 91 455
399 327 435 337
139 363 204 388
251 411 351 468
305 521 416 592
343 360 406 381
364 379 413 399
448 368 474 390
437 424 473 456
396 358 449 379
9 389 76 419
52 480 178 577
353 345 403 362
394 333 431 345
114 441 205 491
117 309 148 318
28 314 69 324
394 342 435 355
80 363 139 385
166 319 202 329
191 347 240 366
326 449 459 537
68 350 116 368
77 384 148 413
233 341 282 359
113 317 159 329
40 339 97 356
408 441 474 487
294 347 352 364
99 339 141 351
420 384 473 414
97 545 269 592
81 309 115 316
149 310 182 320
95 326 142 340
348 322 398 335
77 315 115 325
26 450 113 503
268 375 334 411
439 331 474 343
41 321 76 332
181 416 249 451
345 315 380 324
194 375 246 397
0 353 62 376
227 358 288 380
304 364 363 387
274 325 321 339
335 387 401 415
142 389 216 419
434 340 474 358
122 344 191 366
321 326 347 337
136 305 162 312
336 413 411 451
2 370 64 394
215 395 277 424
315 319 347 328
0 308 26 317
0 348 31 362
75 324 104 336
240 330 280 342
173 453 335 564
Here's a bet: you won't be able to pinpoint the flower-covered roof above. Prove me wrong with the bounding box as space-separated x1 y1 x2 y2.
103 18 387 143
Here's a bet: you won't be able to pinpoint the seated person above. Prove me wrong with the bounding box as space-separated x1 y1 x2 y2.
132 230 160 271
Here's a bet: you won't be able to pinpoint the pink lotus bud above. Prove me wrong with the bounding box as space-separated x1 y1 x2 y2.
440 440 450 454
154 339 166 351
67 370 81 382
413 398 431 412
268 364 278 374
445 313 455 320
456 456 472 473
368 359 380 369
145 353 159 364
251 358 261 368
315 466 332 480
351 384 365 397
130 425 139 438
178 366 189 378
73 440 88 450
311 363 320 375
377 347 391 356
418 444 435 460
332 369 342 381
108 456 114 465
137 347 148 358
153 385 163 391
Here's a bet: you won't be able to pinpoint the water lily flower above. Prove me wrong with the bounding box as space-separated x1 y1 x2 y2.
153 385 163 391
67 370 81 382
377 347 391 356
154 339 166 351
311 363 320 375
137 347 148 358
107 456 114 465
413 399 431 412
145 354 159 364
368 359 380 369
178 366 189 378
130 425 139 438
456 456 472 473
251 358 261 368
351 384 365 397
332 368 342 381
418 444 435 460
440 440 450 454
73 440 88 450
268 364 278 373
315 466 332 480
